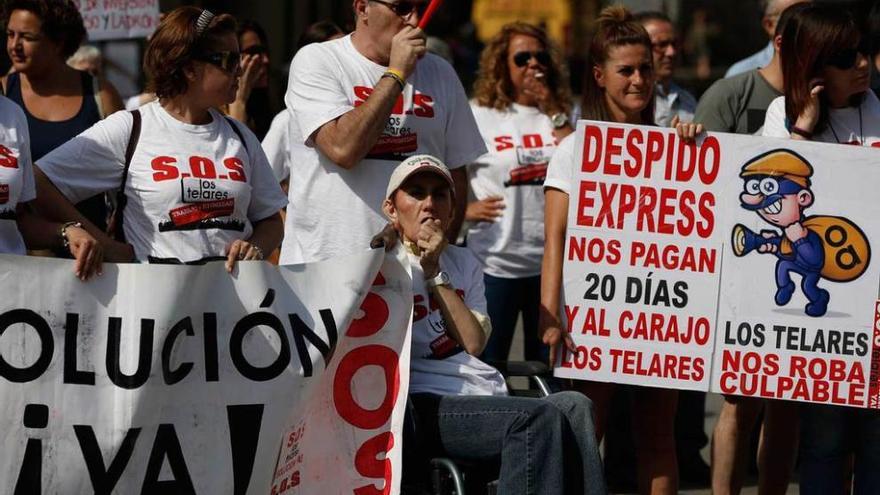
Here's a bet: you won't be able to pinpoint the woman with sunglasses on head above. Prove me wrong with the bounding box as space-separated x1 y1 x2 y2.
3 0 123 239
31 7 286 271
467 22 573 365
761 5 880 494
541 6 683 494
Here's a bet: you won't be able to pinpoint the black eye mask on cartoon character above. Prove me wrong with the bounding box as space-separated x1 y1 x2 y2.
740 176 804 211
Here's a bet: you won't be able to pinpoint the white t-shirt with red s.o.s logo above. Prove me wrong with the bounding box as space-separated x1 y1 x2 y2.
408 245 508 397
282 34 486 265
38 101 287 263
467 103 558 278
0 96 36 255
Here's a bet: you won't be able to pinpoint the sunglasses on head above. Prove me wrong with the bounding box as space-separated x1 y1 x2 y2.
370 0 427 18
512 50 551 68
194 51 241 73
241 44 268 56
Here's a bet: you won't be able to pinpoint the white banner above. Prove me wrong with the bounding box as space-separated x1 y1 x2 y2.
0 249 412 493
557 120 880 407
712 135 880 408
74 0 160 41
555 121 721 392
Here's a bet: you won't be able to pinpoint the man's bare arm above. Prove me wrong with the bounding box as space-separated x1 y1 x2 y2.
313 77 404 169
313 26 426 169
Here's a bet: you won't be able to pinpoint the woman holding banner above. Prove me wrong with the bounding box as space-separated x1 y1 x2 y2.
31 7 286 271
386 154 606 495
540 6 680 494
467 22 573 365
761 4 880 493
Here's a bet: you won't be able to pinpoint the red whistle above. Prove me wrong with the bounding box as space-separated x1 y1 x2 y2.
418 0 443 29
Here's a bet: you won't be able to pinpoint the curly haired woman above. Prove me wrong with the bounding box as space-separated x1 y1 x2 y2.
467 22 574 365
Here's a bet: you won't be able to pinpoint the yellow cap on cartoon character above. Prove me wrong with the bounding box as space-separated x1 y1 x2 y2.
740 149 813 189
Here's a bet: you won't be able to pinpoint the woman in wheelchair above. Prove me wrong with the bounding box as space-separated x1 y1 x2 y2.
381 155 606 495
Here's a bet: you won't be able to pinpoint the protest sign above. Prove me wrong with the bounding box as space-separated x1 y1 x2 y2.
0 248 412 493
271 253 413 494
74 0 160 41
554 122 722 392
712 140 880 408
556 121 880 407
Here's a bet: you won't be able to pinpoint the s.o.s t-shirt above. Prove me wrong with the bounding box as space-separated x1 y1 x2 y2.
282 34 486 264
38 102 287 263
467 103 557 278
408 245 508 397
0 96 36 254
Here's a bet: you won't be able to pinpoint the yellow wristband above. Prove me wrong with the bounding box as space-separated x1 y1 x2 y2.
386 67 405 81
381 70 406 91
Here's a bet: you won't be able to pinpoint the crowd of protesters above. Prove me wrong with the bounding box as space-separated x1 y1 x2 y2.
3 0 880 494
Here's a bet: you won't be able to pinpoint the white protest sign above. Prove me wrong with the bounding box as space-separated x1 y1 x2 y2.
0 248 412 493
557 121 880 407
555 121 721 392
713 139 880 408
74 0 160 41
271 253 413 494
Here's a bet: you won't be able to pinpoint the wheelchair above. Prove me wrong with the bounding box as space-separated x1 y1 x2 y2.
403 360 554 495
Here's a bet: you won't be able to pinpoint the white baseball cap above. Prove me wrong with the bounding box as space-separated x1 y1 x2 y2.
385 154 455 199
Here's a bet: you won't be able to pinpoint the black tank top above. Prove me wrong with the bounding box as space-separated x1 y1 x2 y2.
5 71 107 233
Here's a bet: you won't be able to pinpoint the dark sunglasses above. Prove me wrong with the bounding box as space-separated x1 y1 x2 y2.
827 42 869 70
512 50 552 68
241 44 268 56
194 51 241 73
370 0 427 17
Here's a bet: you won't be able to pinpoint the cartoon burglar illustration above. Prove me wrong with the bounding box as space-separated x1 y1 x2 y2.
731 149 870 317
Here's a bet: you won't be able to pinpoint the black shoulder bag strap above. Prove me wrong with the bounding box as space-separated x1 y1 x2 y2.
112 109 142 242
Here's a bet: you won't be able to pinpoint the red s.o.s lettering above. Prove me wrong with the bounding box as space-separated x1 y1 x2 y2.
0 145 18 169
523 134 544 149
223 157 247 182
494 136 515 151
353 432 395 495
189 156 216 179
413 294 428 322
392 95 405 115
151 156 179 181
354 86 373 107
347 272 389 337
413 93 434 118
